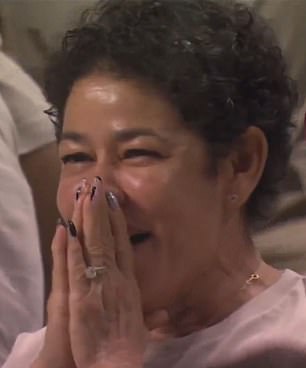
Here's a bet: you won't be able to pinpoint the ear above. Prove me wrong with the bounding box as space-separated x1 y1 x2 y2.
226 126 268 207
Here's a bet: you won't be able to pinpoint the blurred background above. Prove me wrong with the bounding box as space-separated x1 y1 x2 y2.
0 0 95 83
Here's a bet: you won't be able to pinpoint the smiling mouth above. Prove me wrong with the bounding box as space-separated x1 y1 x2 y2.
129 232 152 246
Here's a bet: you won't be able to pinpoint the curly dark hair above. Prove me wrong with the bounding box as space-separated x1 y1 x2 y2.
45 0 297 225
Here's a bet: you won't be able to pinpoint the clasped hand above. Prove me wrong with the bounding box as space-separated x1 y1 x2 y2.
32 178 146 368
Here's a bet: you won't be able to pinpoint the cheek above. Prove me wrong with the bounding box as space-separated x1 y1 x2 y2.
57 177 79 220
118 170 168 210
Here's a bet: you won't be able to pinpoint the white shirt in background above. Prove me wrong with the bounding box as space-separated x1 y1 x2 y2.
0 50 55 365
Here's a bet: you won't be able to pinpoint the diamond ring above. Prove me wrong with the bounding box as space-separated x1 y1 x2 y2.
85 266 106 280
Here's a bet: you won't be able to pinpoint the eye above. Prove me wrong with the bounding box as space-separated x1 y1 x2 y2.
123 148 162 159
61 152 93 164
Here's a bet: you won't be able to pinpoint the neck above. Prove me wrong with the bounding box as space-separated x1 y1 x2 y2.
155 229 281 339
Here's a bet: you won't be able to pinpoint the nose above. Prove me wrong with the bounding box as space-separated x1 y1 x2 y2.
91 167 126 207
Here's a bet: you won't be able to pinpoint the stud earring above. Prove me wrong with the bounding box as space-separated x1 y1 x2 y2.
229 194 238 202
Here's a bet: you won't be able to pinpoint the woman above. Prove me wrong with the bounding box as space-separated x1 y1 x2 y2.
3 1 306 367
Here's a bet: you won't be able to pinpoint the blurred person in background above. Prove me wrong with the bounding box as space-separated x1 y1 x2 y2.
0 0 96 84
0 35 59 364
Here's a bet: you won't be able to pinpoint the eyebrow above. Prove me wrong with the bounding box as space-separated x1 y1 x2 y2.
59 128 167 144
59 131 89 144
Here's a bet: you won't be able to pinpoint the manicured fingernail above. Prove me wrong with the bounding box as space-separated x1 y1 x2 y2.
90 186 96 200
75 178 88 200
76 187 81 201
56 217 66 227
106 191 119 209
90 176 102 201
67 220 77 237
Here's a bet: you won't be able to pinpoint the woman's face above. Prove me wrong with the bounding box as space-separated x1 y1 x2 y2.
57 73 231 313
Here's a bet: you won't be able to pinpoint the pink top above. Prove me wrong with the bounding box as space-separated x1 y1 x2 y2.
3 270 306 368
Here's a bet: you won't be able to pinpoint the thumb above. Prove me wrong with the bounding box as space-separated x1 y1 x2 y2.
144 309 176 340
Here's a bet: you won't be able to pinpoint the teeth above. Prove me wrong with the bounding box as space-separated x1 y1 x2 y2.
130 233 150 245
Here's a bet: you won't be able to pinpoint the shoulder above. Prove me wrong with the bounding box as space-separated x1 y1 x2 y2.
230 269 306 345
184 270 306 367
2 328 46 368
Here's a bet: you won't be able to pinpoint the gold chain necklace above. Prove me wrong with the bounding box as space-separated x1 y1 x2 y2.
240 272 261 291
245 273 260 285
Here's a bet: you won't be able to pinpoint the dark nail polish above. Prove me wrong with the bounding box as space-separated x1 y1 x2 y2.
68 220 77 237
76 187 81 201
106 191 119 209
95 176 102 182
90 186 96 200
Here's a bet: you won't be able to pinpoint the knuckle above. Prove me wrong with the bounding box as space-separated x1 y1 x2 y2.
51 240 58 255
47 292 69 317
87 247 104 262
102 251 115 267
72 295 102 316
70 264 86 282
105 310 118 324
68 241 81 257
121 293 134 313
48 290 65 305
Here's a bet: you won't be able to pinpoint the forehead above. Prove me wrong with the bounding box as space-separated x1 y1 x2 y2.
63 73 183 133
60 73 210 171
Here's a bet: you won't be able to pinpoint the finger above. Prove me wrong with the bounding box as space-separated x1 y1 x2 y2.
51 222 68 293
145 310 175 341
48 223 68 322
144 309 170 331
73 178 90 240
67 184 91 293
83 176 115 268
106 191 134 277
42 224 75 367
67 220 90 296
67 198 105 324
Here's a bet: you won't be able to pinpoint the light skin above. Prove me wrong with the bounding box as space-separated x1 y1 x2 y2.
32 73 281 368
